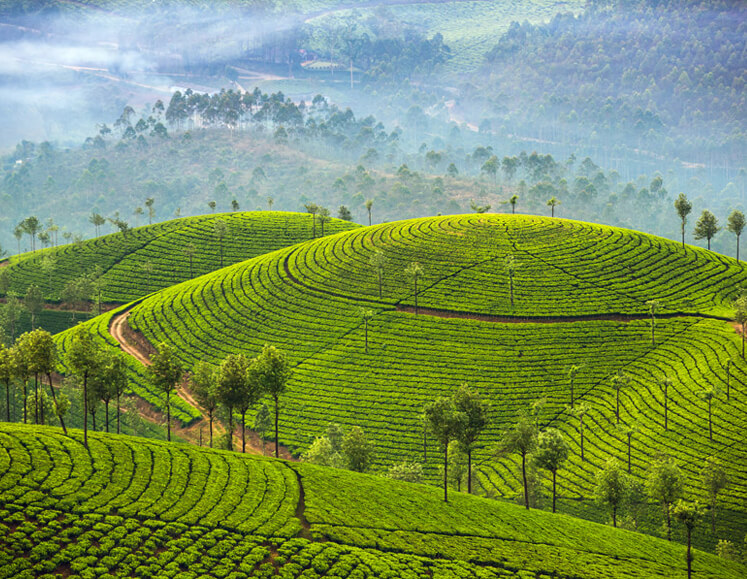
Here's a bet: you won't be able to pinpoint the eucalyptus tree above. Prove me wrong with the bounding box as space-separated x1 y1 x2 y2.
533 428 569 512
726 210 745 261
674 193 692 249
0 344 13 421
595 459 629 527
617 422 639 473
216 354 249 451
254 345 292 458
645 299 660 346
659 377 672 430
304 203 319 238
699 386 720 441
700 456 728 533
148 342 184 442
239 357 263 453
508 194 519 213
208 200 217 212
232 199 240 211
504 254 519 308
567 364 581 407
611 371 631 424
502 417 538 509
107 352 128 434
134 206 144 225
359 308 374 353
67 326 102 447
693 209 720 250
405 262 424 314
369 249 386 298
646 455 683 541
318 207 331 236
424 395 460 502
89 212 106 237
672 500 702 579
183 243 197 278
453 384 489 494
569 402 590 460
213 219 228 267
145 197 155 224
365 199 373 226
191 361 219 448
546 196 560 217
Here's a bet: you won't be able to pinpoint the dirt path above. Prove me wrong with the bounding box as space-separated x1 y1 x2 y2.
109 307 295 459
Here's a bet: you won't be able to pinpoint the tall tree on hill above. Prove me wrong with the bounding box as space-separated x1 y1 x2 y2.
645 300 660 346
453 383 488 494
502 417 538 509
239 357 263 453
213 219 228 267
134 206 144 226
693 210 720 250
424 395 460 502
699 386 720 442
617 422 639 474
67 326 101 447
255 345 292 458
646 455 683 541
726 210 745 261
183 243 197 278
659 377 672 430
546 196 560 217
208 201 216 212
13 225 23 254
567 364 581 407
570 402 590 460
595 459 629 528
672 500 702 579
108 352 128 435
365 199 374 226
533 428 569 513
674 193 692 249
611 371 630 425
405 262 424 314
217 354 250 452
509 194 519 214
304 203 319 238
13 345 29 424
342 426 374 472
191 361 219 448
148 342 183 443
89 212 106 238
24 285 43 330
369 249 387 298
359 308 374 353
0 344 13 421
700 456 728 534
318 207 331 236
22 216 41 253
32 330 66 435
145 197 155 224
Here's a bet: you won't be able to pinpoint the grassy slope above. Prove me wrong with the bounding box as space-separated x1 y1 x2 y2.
1 211 359 304
0 423 743 578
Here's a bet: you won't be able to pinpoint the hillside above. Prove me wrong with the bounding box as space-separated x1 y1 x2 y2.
53 214 747 547
0 423 743 578
1 211 359 304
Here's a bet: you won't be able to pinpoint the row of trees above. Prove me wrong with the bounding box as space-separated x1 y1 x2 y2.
674 193 745 257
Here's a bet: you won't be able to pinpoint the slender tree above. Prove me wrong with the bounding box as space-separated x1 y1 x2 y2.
727 210 746 261
254 345 292 458
645 299 660 346
509 194 518 214
699 386 720 442
183 243 197 278
405 262 424 314
734 295 747 357
304 203 319 238
318 207 331 236
659 377 672 430
546 196 560 217
67 326 101 447
365 199 373 226
191 361 219 448
674 193 692 249
145 197 155 224
148 342 183 442
0 344 13 421
424 396 459 502
23 285 43 330
359 308 374 353
567 364 581 407
595 459 629 527
617 422 639 474
671 500 702 579
89 212 106 237
570 402 590 460
502 417 538 509
453 383 489 494
700 456 728 534
369 249 387 298
533 428 569 513
216 354 248 451
213 219 228 268
27 330 67 435
646 455 683 541
237 357 263 453
254 403 271 455
693 209 720 250
107 352 128 435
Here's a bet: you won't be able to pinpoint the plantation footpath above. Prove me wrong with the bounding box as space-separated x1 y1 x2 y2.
53 214 747 546
0 424 743 578
0 211 359 303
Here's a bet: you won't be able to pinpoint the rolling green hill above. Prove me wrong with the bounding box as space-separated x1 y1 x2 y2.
1 211 359 304
52 214 747 548
0 423 742 578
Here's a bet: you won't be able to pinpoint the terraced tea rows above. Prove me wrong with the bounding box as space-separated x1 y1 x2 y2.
53 214 747 545
1 425 742 578
1 211 358 303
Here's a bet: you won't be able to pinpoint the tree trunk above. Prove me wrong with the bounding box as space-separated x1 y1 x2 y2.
312 215 316 238
580 418 585 461
209 414 213 448
368 210 372 226
227 406 234 451
666 504 671 541
737 234 740 262
105 402 109 433
166 389 171 442
23 381 27 424
274 394 279 458
443 444 449 502
681 223 685 249
83 372 88 447
34 373 39 424
522 451 529 509
47 373 67 435
552 469 557 513
91 409 96 431
467 448 472 494
241 410 246 453
708 238 711 250
5 381 9 421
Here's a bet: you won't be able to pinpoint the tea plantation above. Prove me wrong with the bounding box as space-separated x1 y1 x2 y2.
0 424 743 578
0 211 359 303
52 214 747 547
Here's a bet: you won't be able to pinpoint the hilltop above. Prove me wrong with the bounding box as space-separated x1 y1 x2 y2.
0 423 742 578
53 214 747 547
